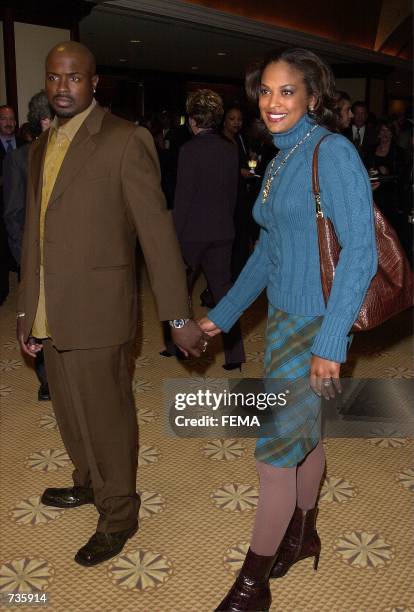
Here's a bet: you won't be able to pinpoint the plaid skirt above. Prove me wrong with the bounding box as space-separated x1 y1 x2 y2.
254 307 323 467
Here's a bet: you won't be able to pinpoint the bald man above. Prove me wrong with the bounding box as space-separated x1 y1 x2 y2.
17 41 203 566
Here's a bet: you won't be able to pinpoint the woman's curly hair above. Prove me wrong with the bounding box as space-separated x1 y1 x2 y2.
186 89 224 129
246 48 341 132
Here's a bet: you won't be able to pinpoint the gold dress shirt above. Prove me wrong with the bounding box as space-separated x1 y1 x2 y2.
31 100 96 339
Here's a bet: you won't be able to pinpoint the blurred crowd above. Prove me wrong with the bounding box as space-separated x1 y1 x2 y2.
1 88 413 313
138 96 413 264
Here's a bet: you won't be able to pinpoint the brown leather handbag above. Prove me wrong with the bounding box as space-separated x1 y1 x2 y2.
312 134 413 332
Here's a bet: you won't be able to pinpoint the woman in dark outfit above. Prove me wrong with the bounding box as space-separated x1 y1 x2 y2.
366 119 406 230
200 49 377 611
221 104 260 282
173 90 245 370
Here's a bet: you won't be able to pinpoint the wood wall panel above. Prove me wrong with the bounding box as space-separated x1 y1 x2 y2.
182 0 383 49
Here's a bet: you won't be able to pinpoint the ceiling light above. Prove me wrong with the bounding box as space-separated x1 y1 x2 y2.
119 58 127 62
217 52 227 56
130 39 141 43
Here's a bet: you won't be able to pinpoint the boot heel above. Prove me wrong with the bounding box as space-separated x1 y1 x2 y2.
313 553 320 571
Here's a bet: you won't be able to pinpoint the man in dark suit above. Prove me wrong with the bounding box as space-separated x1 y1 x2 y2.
0 105 25 304
172 89 245 370
16 41 204 566
343 101 377 167
3 91 53 401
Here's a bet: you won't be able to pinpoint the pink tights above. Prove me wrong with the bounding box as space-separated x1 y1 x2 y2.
250 440 325 556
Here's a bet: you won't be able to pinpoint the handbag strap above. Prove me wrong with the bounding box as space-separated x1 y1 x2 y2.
312 134 332 218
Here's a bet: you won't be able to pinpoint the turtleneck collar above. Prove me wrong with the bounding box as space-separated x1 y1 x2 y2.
271 113 317 151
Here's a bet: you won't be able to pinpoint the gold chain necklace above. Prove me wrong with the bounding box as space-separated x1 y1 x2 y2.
262 124 319 204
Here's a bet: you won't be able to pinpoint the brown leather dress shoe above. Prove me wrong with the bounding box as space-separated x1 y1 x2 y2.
41 486 94 508
74 523 138 567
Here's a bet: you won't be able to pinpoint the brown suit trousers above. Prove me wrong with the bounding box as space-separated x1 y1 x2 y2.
43 340 140 532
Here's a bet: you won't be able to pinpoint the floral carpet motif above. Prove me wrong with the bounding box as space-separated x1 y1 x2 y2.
0 274 412 611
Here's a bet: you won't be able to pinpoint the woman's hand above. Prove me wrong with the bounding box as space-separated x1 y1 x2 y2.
17 319 42 358
198 316 222 337
310 355 341 399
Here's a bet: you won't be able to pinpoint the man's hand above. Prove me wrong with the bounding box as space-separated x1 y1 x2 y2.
17 318 42 358
309 355 341 400
198 316 222 337
171 319 205 358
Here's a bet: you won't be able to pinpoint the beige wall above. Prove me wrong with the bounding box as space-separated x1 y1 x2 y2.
335 78 367 103
0 22 6 105
14 22 70 123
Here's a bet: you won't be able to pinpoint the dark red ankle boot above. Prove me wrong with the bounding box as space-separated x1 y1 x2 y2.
270 506 320 579
215 547 276 611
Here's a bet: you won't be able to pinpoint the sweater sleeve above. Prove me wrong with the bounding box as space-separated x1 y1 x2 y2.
311 134 378 362
208 227 270 332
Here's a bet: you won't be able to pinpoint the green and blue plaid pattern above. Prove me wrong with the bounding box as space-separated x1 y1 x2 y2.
255 307 323 467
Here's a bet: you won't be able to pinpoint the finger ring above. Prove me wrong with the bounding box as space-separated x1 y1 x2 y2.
322 380 331 387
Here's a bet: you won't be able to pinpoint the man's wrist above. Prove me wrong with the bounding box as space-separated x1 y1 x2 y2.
169 318 190 329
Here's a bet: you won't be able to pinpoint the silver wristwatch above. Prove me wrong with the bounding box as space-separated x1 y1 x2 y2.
169 318 190 329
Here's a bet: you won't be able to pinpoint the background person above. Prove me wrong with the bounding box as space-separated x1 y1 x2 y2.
172 89 245 370
366 119 407 234
0 105 25 305
3 90 53 401
343 100 377 166
221 104 259 282
334 90 353 130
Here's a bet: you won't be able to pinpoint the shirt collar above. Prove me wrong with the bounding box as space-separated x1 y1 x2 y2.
1 134 16 146
353 124 365 134
51 99 96 142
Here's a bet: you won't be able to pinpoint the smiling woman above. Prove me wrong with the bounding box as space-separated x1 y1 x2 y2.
246 47 339 133
199 47 378 612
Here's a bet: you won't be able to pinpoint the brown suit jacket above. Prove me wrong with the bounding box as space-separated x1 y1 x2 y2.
18 105 189 349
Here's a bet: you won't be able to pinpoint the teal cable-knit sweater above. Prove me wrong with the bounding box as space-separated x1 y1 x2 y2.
208 114 378 363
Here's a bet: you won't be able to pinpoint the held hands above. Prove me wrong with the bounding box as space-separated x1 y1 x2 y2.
16 318 42 358
198 316 222 337
171 317 222 358
171 319 207 358
309 355 342 399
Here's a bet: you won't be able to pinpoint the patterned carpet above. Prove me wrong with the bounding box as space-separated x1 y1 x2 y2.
0 269 413 612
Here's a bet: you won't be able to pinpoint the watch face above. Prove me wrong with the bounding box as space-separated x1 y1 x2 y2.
170 318 189 328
